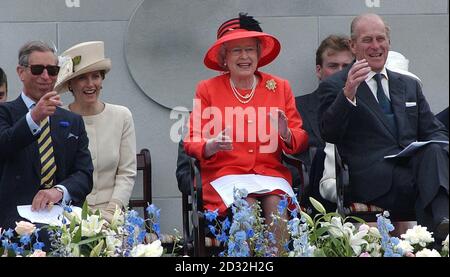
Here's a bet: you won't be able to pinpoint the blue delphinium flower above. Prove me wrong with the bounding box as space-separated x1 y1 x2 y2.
33 241 45 251
204 209 219 222
377 211 402 257
146 204 161 238
19 234 31 245
278 196 288 215
3 228 14 239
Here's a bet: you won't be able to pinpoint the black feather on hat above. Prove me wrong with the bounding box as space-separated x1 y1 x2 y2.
238 12 263 32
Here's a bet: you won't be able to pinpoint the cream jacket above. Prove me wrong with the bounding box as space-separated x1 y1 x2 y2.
66 103 137 209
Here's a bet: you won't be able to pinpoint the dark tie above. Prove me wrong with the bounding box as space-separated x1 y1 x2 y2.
374 73 392 114
38 117 57 188
373 73 397 135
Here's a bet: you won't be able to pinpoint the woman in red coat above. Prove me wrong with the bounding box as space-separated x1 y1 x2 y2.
184 13 308 247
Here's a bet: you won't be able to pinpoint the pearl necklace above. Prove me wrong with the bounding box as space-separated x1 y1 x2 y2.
230 75 257 104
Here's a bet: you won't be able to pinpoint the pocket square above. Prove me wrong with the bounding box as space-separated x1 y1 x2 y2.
67 133 79 140
405 102 417 107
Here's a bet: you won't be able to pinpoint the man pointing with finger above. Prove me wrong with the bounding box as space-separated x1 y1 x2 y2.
0 41 93 229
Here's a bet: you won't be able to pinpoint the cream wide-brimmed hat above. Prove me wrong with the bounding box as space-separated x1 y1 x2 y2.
54 41 111 93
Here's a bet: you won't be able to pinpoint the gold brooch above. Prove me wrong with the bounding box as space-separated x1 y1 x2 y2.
265 79 277 92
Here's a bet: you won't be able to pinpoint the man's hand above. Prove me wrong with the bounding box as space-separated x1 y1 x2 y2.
343 59 371 100
31 91 63 123
31 187 63 211
204 127 233 158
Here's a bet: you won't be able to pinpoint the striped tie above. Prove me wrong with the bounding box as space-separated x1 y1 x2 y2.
38 117 57 188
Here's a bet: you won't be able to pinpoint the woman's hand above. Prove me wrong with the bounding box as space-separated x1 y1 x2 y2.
204 127 233 158
269 109 292 146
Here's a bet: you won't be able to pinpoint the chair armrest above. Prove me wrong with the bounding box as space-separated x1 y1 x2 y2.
189 157 206 256
282 152 309 202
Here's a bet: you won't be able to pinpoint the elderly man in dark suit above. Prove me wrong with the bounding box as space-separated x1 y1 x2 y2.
318 14 449 240
295 35 353 210
296 35 353 164
0 41 93 229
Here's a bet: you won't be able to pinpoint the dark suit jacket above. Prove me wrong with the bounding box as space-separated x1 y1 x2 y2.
0 96 93 228
318 64 448 203
295 91 325 167
436 107 449 130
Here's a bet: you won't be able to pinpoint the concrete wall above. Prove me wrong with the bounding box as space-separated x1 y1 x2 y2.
1 0 448 234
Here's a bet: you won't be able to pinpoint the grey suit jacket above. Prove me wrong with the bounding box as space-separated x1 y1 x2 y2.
318 64 448 203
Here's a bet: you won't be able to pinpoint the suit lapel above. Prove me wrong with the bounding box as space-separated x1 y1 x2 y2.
387 70 406 139
14 97 41 178
306 92 322 143
356 81 397 140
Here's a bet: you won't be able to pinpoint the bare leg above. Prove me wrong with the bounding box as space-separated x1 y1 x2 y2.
245 196 258 208
261 194 289 256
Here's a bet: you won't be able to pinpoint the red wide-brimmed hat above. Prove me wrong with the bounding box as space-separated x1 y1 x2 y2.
204 13 281 71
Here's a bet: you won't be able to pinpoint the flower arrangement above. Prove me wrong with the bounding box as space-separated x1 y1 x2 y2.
0 202 175 257
0 221 46 257
205 188 449 257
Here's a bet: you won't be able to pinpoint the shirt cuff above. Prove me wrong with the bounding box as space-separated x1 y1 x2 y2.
55 185 72 205
26 111 41 135
346 96 357 106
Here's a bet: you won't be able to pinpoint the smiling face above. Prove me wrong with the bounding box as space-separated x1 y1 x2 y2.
69 71 104 105
17 51 58 102
350 15 390 72
316 49 354 80
224 37 259 80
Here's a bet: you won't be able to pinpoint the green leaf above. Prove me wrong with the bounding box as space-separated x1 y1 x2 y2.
71 244 80 257
323 212 342 221
313 248 327 257
69 217 77 233
73 223 82 243
77 234 105 246
82 201 89 220
89 239 104 257
313 226 329 237
0 247 4 257
346 216 366 224
309 197 327 214
94 209 101 216
7 248 15 257
72 55 81 67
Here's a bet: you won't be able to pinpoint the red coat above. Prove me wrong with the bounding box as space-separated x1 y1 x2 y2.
184 71 308 214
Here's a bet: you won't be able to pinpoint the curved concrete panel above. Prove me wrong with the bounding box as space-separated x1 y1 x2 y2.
125 0 239 110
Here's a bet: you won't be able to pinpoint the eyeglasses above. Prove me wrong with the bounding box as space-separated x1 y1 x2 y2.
228 47 257 56
25 64 60 76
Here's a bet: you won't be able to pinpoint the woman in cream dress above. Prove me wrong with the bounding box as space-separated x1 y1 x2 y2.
55 41 136 222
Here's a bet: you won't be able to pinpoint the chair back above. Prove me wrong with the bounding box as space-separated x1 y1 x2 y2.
180 153 309 257
129 148 152 222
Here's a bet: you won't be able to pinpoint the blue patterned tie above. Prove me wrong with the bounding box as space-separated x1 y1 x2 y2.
374 73 397 134
374 73 392 114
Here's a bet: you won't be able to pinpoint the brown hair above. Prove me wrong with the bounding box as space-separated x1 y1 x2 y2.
316 35 351 66
0 67 7 90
